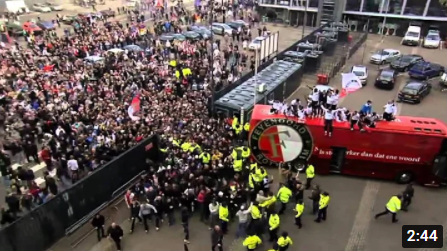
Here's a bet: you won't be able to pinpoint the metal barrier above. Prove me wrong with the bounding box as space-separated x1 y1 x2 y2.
0 136 160 251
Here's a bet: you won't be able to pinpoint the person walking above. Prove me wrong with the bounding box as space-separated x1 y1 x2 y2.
375 194 402 223
277 231 293 251
305 163 315 189
308 185 320 215
107 222 124 251
402 184 414 211
130 200 142 233
181 206 190 243
315 191 330 223
294 200 304 229
219 201 230 234
243 232 262 251
235 204 251 238
211 225 224 251
268 211 280 242
277 184 292 215
139 201 157 233
209 199 220 230
91 213 106 241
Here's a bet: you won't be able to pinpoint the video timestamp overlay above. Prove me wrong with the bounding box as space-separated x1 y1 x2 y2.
402 225 443 248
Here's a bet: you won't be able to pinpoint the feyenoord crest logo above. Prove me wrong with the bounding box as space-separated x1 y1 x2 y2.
250 118 313 167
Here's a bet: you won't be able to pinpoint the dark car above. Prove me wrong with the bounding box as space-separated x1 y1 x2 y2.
6 23 24 36
397 81 431 103
37 21 55 30
188 26 212 39
375 69 398 90
408 62 444 80
159 33 186 42
183 31 201 41
226 21 246 30
390 54 424 72
100 9 116 18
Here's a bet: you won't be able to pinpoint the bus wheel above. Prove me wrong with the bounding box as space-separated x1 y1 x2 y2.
396 171 414 184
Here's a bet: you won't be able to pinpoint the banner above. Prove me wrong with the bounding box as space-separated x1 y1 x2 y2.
127 94 141 121
340 73 362 98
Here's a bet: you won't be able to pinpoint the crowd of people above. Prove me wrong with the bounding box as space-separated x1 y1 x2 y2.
0 0 270 230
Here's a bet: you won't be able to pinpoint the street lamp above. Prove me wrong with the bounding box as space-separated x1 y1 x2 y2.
301 0 307 39
209 0 215 114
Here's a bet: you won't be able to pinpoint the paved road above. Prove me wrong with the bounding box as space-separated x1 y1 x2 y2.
50 172 447 251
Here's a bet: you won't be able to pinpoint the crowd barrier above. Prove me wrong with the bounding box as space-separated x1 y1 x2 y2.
213 23 331 101
0 136 160 251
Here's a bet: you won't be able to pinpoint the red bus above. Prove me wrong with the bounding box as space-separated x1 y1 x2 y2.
248 105 447 187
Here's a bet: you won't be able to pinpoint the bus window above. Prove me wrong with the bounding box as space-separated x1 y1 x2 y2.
330 147 347 173
433 155 447 180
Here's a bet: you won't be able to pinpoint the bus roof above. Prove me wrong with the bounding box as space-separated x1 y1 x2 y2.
251 105 447 137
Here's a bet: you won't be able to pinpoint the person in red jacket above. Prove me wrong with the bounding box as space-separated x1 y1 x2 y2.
197 189 206 222
40 147 52 171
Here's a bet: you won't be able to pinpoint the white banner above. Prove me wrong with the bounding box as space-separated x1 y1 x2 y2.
341 73 363 93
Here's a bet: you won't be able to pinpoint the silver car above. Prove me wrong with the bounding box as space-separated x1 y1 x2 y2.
211 23 234 36
370 49 401 65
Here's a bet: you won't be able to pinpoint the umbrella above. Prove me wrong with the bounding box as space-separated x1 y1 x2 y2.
123 45 143 52
108 48 124 53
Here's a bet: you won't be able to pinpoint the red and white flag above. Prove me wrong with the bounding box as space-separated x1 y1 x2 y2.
127 94 141 121
340 73 363 98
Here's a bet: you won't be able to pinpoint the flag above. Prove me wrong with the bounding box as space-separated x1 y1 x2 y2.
43 64 55 72
127 94 141 121
340 73 363 98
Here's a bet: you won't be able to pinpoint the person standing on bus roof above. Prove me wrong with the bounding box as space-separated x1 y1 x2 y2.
311 88 320 117
402 184 414 212
383 100 397 122
360 100 373 115
374 194 402 223
321 105 338 137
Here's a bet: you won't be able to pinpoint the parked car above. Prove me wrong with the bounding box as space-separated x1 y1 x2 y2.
37 21 55 30
375 68 397 90
423 33 441 49
350 65 368 85
370 48 401 65
100 9 116 18
211 23 234 36
183 31 201 41
248 36 266 50
22 22 42 34
62 15 79 24
6 22 24 36
390 54 424 72
408 62 445 80
44 2 63 11
226 21 247 30
159 33 186 42
188 26 211 39
33 3 52 12
398 81 431 103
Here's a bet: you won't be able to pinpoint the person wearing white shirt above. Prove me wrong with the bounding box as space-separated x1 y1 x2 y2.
350 111 364 131
242 40 248 50
321 105 338 137
297 105 306 120
383 100 397 121
310 88 320 116
208 199 220 230
67 155 79 175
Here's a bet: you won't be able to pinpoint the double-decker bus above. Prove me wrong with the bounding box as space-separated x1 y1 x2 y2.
248 105 447 186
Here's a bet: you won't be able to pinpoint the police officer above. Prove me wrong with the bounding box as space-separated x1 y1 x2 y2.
277 231 293 251
248 201 263 237
243 122 250 140
260 191 277 219
232 146 244 175
294 200 304 229
199 150 211 165
305 163 315 189
375 194 402 223
219 201 230 234
277 184 292 215
268 211 280 242
243 231 262 250
315 191 330 223
91 213 106 241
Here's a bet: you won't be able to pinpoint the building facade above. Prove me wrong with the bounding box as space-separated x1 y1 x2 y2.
258 0 447 37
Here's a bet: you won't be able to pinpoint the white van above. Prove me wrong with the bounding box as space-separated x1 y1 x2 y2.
401 26 421 46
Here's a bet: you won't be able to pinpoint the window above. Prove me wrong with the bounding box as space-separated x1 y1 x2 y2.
309 0 318 8
382 0 404 14
362 0 382 13
403 0 426 16
291 0 307 7
427 0 447 17
346 0 362 11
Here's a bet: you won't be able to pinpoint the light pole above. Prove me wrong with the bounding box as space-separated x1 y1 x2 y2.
253 47 259 106
301 0 307 39
209 0 215 113
381 0 390 39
